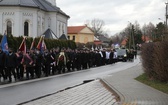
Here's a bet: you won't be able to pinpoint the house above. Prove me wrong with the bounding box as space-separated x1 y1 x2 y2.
0 0 69 38
94 34 111 46
67 25 94 44
142 35 152 43
120 38 128 47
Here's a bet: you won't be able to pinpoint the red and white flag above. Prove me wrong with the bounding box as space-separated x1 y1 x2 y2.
36 35 46 52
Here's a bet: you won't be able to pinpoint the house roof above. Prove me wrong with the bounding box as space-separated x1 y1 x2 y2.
68 26 86 34
121 38 128 45
43 28 58 39
0 0 69 17
59 34 68 40
95 35 110 43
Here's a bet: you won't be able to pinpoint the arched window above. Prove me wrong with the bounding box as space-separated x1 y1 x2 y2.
24 21 29 36
48 17 51 28
7 20 12 35
62 24 64 34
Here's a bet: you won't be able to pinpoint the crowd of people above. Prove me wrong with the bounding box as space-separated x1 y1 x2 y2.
0 47 136 83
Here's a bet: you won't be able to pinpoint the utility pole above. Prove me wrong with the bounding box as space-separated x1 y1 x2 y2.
166 1 168 27
132 25 135 49
129 23 131 49
128 22 135 49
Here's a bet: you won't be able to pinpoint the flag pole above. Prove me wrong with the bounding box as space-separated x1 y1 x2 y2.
30 37 35 50
19 36 26 50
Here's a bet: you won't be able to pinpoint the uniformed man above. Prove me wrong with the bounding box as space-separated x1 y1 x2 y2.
0 47 7 82
5 48 17 82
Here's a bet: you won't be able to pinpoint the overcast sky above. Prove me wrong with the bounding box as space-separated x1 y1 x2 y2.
57 0 167 36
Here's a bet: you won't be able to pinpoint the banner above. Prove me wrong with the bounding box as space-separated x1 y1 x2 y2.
0 31 8 54
36 35 46 52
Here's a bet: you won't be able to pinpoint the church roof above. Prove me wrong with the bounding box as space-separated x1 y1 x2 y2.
43 28 58 39
0 0 69 17
59 34 68 40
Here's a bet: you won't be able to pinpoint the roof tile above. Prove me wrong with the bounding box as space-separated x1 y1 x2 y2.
68 26 86 34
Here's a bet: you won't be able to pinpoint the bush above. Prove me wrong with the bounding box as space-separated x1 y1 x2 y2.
141 41 168 82
141 43 156 78
0 35 76 51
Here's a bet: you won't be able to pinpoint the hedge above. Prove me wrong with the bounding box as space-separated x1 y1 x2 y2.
0 35 76 51
141 41 168 82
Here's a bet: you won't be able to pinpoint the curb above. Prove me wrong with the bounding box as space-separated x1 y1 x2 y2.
100 78 125 105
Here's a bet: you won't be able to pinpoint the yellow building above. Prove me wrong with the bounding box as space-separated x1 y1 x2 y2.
68 25 94 44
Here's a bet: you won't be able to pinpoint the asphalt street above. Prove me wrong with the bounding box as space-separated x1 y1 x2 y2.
0 58 140 105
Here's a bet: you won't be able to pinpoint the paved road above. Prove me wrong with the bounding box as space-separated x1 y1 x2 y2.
0 58 140 105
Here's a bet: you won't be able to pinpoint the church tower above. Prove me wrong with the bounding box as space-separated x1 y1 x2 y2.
46 0 56 6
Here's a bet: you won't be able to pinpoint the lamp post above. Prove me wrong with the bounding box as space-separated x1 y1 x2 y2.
165 1 168 27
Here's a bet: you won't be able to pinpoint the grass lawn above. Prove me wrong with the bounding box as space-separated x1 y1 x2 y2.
135 73 168 94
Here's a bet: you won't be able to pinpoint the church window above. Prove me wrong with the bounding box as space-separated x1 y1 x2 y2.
62 24 64 34
24 21 29 36
48 17 51 28
59 23 61 35
7 20 12 35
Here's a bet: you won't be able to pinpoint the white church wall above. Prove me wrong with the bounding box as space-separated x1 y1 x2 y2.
57 13 68 37
0 0 69 39
0 7 15 36
47 12 57 36
0 12 3 35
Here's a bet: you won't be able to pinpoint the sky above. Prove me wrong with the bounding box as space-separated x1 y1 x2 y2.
57 0 167 36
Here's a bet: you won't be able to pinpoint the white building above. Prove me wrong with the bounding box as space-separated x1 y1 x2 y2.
0 0 69 39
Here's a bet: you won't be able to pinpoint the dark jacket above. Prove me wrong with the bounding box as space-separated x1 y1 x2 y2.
0 51 6 67
5 53 17 68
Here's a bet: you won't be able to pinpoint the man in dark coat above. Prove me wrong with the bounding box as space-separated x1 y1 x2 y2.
21 50 35 80
34 49 43 78
43 49 53 76
15 50 24 80
0 48 7 81
5 49 17 82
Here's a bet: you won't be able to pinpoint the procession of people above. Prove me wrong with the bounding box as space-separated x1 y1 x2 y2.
0 47 123 83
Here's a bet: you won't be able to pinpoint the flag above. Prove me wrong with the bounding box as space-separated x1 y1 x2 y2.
30 38 35 50
19 36 26 53
36 36 46 53
0 31 8 54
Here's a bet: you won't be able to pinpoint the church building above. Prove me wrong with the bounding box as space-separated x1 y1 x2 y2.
0 0 69 39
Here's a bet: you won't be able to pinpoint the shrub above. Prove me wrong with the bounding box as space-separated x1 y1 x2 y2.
141 41 168 82
141 43 156 78
0 35 76 51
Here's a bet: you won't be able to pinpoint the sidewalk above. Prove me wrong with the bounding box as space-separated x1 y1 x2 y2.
20 62 168 105
101 63 168 105
20 80 117 105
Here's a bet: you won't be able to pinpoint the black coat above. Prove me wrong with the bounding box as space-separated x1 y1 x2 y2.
5 53 17 68
0 51 6 67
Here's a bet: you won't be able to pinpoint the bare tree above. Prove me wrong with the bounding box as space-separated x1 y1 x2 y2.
85 18 105 35
142 22 155 40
